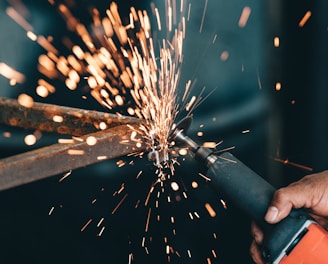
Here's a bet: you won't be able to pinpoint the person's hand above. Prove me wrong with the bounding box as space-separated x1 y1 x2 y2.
250 170 328 263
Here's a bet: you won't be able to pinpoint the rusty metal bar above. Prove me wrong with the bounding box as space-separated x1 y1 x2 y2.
0 97 140 136
0 124 145 191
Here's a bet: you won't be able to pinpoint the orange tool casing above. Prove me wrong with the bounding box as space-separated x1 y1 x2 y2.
280 223 328 264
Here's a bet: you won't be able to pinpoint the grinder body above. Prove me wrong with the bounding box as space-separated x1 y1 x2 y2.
173 121 328 263
204 151 328 263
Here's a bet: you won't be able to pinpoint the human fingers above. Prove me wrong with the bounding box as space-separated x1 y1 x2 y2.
250 222 265 264
264 172 328 224
250 239 264 264
264 187 295 224
251 221 264 244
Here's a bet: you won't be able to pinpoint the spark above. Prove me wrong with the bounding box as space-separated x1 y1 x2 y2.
128 253 133 264
6 6 33 32
86 136 97 146
116 160 126 167
145 208 152 233
67 149 85 155
58 138 75 144
52 115 64 123
218 155 237 163
99 122 107 130
58 170 72 182
188 212 194 220
199 0 208 32
2 132 11 138
170 181 180 191
220 199 227 209
274 36 280 47
298 11 311 27
205 203 216 218
274 158 313 172
191 181 198 189
211 249 217 258
72 136 84 142
24 134 37 146
81 218 92 232
97 218 105 227
136 170 143 180
26 31 37 41
0 62 25 84
202 142 217 148
199 172 211 182
275 82 282 91
186 96 196 111
97 226 106 237
111 193 129 215
220 51 229 61
4 0 226 261
238 6 251 28
178 148 188 156
194 211 200 218
48 206 55 216
17 93 34 108
256 68 262 90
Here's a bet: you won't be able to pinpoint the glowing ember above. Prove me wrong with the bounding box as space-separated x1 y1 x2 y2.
17 93 34 108
58 138 75 144
238 6 251 28
170 181 180 191
24 134 37 146
298 11 311 27
2 132 11 138
275 82 282 91
0 62 25 84
59 170 72 182
202 142 217 148
52 115 64 123
274 36 280 47
48 206 55 216
205 203 216 218
67 149 85 155
220 51 229 61
86 136 97 146
191 181 198 189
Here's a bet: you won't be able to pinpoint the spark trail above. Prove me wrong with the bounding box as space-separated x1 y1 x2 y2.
3 1 223 263
37 1 188 178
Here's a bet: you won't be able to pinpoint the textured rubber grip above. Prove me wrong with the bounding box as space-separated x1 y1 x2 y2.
207 152 275 229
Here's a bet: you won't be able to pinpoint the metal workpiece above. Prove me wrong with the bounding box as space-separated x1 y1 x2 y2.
0 97 146 191
0 123 145 191
0 97 140 136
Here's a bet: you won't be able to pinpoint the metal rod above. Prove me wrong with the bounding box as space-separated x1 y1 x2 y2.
0 124 145 191
0 97 140 136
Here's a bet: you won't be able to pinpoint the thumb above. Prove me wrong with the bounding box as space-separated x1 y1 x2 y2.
264 187 301 224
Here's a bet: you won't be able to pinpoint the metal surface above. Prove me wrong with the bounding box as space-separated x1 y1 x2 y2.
0 97 140 136
0 97 146 191
0 123 144 191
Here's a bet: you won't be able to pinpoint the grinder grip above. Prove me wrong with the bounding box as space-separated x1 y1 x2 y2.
207 152 275 231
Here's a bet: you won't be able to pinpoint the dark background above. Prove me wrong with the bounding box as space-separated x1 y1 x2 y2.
0 0 327 263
